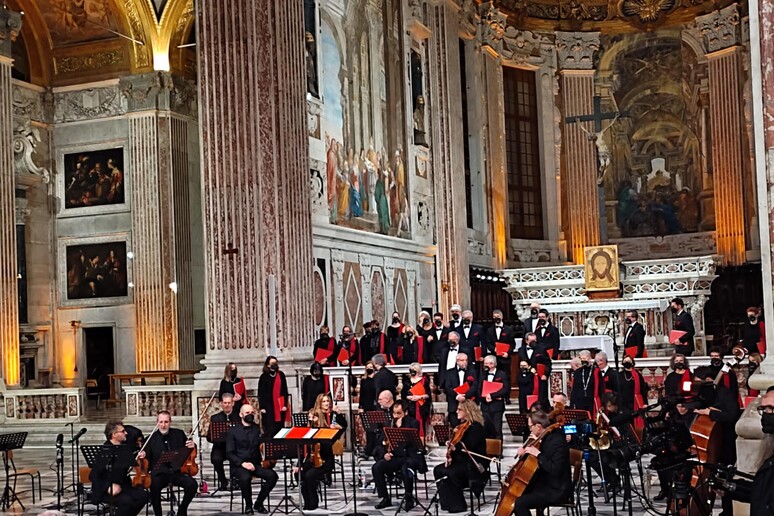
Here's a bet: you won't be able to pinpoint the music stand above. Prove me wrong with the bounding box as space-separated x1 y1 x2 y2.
89 444 135 516
563 409 592 422
382 428 426 515
0 432 27 510
432 424 450 446
264 442 299 513
360 411 388 433
505 414 529 439
209 421 234 443
151 448 191 473
292 413 309 427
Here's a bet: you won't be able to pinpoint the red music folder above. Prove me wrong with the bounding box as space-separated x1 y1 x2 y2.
337 347 351 363
314 348 332 363
481 380 502 398
669 330 687 344
453 383 470 395
495 343 511 356
474 347 482 361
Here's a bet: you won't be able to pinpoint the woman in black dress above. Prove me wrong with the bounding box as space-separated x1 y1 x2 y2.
402 362 431 439
219 362 247 413
257 356 289 438
301 362 327 412
300 393 347 510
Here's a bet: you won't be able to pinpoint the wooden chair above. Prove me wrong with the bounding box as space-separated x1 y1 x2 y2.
486 438 503 483
546 448 584 516
7 450 40 503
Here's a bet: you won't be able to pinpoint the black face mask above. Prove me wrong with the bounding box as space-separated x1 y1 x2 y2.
494 317 502 324
452 313 460 321
434 320 443 327
538 319 546 326
674 362 685 370
623 362 633 369
410 370 418 376
521 367 530 373
406 331 414 338
372 327 380 334
581 361 589 367
711 358 722 368
626 318 634 325
392 317 400 324
320 333 329 340
749 315 757 323
421 318 429 325
244 414 255 424
311 368 322 377
527 340 536 347
230 371 238 380
671 307 678 314
463 318 471 325
270 364 279 372
762 413 774 434
366 369 374 375
749 363 759 374
531 309 538 317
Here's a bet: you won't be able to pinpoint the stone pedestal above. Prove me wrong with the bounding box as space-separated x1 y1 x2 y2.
195 0 315 380
556 32 601 265
426 2 471 311
0 8 22 387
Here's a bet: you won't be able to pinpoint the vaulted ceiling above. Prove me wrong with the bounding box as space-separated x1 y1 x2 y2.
8 0 195 86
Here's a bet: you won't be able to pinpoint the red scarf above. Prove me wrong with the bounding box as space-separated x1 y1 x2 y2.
594 368 609 411
632 371 644 429
272 373 288 423
378 333 394 365
533 364 546 401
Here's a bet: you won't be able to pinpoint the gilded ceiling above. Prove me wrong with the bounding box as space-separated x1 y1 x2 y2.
8 0 195 86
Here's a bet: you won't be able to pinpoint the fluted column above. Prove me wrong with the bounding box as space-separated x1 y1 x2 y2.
698 6 747 266
122 73 196 372
0 8 22 387
557 32 600 265
197 0 314 372
427 2 471 311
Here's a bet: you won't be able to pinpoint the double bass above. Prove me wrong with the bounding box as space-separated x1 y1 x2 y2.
494 403 565 516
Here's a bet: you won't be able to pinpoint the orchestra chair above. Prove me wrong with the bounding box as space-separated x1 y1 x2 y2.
546 448 584 516
78 466 113 516
330 438 348 502
7 450 41 503
229 472 267 513
485 438 503 483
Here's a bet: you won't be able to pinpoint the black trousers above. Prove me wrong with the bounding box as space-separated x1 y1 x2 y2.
514 486 567 516
586 450 619 489
301 461 331 510
674 344 693 357
433 461 483 513
233 462 279 509
482 408 504 440
372 457 416 500
150 472 197 516
101 485 149 516
211 443 227 485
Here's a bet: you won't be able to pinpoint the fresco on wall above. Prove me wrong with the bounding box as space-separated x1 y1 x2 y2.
42 0 121 45
604 36 713 238
320 0 410 237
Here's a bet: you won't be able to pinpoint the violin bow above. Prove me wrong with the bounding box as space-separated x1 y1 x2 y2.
189 390 219 441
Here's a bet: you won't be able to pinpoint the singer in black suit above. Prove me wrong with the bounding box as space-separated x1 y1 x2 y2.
479 355 509 439
535 309 561 358
623 310 646 358
458 310 485 361
513 410 572 516
517 333 552 409
227 404 279 514
206 393 240 490
144 411 198 516
372 400 428 510
372 354 398 399
427 313 449 362
670 298 695 356
443 353 479 427
90 421 149 516
522 304 541 335
485 309 516 392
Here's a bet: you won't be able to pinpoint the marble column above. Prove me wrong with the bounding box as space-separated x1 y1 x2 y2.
427 2 471 311
698 6 747 266
196 0 315 375
0 8 22 387
122 72 196 372
556 32 601 265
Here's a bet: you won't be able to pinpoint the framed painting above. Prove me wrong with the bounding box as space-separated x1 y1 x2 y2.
57 142 128 217
329 375 348 405
584 245 620 292
58 234 133 307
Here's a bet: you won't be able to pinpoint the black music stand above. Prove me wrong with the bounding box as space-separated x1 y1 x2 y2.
264 442 299 514
292 413 309 427
505 414 529 439
152 448 191 474
432 424 450 446
85 444 135 516
209 421 234 443
0 432 27 510
382 428 425 515
563 409 592 422
361 411 388 433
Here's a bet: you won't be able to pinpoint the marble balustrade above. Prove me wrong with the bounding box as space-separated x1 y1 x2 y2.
124 384 193 419
1 387 83 422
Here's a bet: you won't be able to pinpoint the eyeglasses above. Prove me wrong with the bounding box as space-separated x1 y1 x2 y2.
757 406 774 415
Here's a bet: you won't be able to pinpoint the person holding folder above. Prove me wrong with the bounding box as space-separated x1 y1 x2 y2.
485 309 516 393
402 362 431 438
257 356 289 438
443 353 478 427
220 362 248 414
479 355 509 439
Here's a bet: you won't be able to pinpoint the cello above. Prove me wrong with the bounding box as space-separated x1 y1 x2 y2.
494 403 565 516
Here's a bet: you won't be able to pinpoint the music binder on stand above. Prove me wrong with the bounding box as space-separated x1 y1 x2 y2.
82 444 135 516
360 410 389 433
382 427 428 515
0 432 27 510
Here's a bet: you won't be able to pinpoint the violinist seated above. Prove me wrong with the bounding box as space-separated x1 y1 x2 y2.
207 393 240 491
89 421 149 516
372 400 428 510
433 400 489 513
586 392 636 501
144 411 198 516
298 393 347 511
512 410 572 516
227 404 279 514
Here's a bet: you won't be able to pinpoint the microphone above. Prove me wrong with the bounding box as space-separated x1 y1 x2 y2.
68 428 87 443
56 433 64 447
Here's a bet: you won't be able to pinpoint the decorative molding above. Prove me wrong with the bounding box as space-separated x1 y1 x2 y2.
0 7 22 58
53 85 125 123
407 0 432 40
507 238 560 263
555 31 600 70
696 4 740 53
120 72 167 111
11 84 45 122
477 2 508 56
13 120 50 184
501 27 553 65
611 232 717 260
55 50 124 75
122 0 151 69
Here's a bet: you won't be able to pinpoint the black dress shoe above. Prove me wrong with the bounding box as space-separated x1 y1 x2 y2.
219 480 229 491
255 506 268 514
375 497 392 509
404 496 415 511
244 509 255 515
654 491 669 501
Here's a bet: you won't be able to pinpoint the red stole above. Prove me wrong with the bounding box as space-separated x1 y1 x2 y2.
271 373 288 423
594 368 608 411
326 338 336 365
378 333 394 364
408 336 425 364
681 369 691 391
632 372 645 429
533 364 546 399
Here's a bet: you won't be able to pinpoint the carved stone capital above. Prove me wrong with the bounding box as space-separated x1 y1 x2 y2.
119 72 174 112
696 5 740 53
555 31 600 70
0 8 22 58
502 27 552 66
477 2 508 57
459 0 479 37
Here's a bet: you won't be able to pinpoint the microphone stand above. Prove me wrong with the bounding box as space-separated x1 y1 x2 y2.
342 337 366 516
66 422 76 493
609 310 621 370
55 437 64 510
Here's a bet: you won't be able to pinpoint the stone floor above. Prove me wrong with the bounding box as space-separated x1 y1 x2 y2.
0 443 702 516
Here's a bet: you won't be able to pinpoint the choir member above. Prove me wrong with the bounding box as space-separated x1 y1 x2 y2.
479 354 509 439
623 310 646 358
402 362 431 438
219 362 248 413
670 297 695 356
301 362 327 412
257 356 289 438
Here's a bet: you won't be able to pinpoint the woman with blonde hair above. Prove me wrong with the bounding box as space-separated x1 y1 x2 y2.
398 324 426 364
300 393 347 510
402 362 431 438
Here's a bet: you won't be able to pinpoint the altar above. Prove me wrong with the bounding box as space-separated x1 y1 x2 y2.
500 255 719 357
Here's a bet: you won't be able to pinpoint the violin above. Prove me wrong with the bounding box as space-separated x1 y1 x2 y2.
131 423 159 489
446 420 471 466
181 391 219 478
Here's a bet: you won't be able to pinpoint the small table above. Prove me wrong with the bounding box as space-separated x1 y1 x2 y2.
107 372 176 406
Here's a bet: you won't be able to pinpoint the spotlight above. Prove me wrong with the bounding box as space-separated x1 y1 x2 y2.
126 251 135 259
169 282 178 293
128 282 134 288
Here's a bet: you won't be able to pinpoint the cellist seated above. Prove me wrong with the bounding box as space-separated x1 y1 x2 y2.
144 411 198 516
90 421 149 516
433 400 489 513
512 410 572 516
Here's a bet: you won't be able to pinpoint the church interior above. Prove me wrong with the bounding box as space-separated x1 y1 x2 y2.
0 0 772 514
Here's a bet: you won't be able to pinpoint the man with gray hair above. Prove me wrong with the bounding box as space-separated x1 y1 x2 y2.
372 353 397 401
459 309 484 363
443 352 478 427
479 354 509 439
570 350 596 413
594 351 619 410
439 331 462 389
449 304 463 331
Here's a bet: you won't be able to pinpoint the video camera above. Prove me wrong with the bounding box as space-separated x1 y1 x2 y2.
562 421 597 436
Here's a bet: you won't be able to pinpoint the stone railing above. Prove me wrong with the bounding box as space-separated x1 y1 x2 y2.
622 255 719 298
2 387 83 422
124 385 193 419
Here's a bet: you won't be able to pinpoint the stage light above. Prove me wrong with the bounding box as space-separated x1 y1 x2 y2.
169 282 178 293
127 251 135 259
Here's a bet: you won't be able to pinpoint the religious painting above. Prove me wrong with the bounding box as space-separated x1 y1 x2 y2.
330 376 347 404
58 235 132 307
319 0 411 238
583 245 619 292
41 0 121 46
601 35 711 239
62 147 125 209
